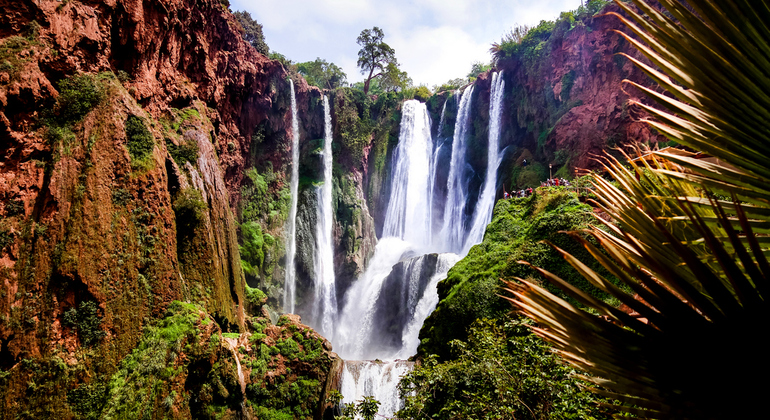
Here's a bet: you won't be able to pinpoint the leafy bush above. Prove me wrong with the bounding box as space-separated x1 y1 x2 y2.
55 74 105 124
419 190 615 359
67 382 108 420
413 85 432 102
63 301 106 347
124 115 155 162
0 229 12 250
400 317 610 420
5 199 23 216
166 136 199 166
233 10 269 55
173 187 207 230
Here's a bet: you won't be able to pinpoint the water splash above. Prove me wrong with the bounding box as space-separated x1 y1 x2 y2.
464 71 505 253
340 360 414 418
397 252 461 359
311 95 338 338
440 86 475 253
382 100 434 251
334 237 415 359
283 79 300 314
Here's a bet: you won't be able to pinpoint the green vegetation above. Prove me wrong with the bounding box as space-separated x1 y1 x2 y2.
492 1 610 64
233 10 269 55
124 115 155 164
356 27 397 94
173 187 207 231
297 58 347 90
506 0 770 418
167 136 200 166
419 189 615 359
55 74 106 124
401 317 609 419
63 301 106 347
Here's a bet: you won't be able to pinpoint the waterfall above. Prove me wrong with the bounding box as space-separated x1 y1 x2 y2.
340 360 414 418
429 99 449 234
334 80 502 419
397 252 461 359
382 100 434 250
440 86 475 253
283 79 300 314
464 72 505 253
311 96 337 338
334 237 415 360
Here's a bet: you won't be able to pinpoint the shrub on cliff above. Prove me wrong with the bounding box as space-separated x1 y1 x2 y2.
234 10 269 56
55 74 105 124
63 301 106 347
173 187 207 231
400 317 610 420
418 190 615 359
124 115 155 164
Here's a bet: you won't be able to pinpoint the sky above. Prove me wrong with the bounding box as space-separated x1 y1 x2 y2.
230 0 584 88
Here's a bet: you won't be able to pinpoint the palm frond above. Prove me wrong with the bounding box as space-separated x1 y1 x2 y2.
505 1 770 417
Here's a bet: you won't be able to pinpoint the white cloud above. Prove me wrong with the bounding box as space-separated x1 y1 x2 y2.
230 0 585 86
391 26 491 87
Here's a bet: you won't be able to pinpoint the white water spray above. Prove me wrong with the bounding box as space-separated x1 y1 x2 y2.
311 96 337 338
382 100 434 250
440 86 475 253
283 79 300 314
464 72 505 253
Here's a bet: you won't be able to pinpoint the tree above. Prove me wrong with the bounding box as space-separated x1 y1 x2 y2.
356 27 396 95
504 0 770 418
233 10 269 55
296 58 347 90
378 62 411 93
467 61 491 80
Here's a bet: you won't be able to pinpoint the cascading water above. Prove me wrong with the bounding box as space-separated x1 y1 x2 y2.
310 96 337 338
335 100 467 418
327 89 501 418
382 100 435 250
440 86 476 253
283 79 300 314
464 71 505 253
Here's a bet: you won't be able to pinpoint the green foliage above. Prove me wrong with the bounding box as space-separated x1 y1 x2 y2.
245 285 268 309
173 187 207 230
100 302 209 419
55 74 105 124
413 85 432 102
5 199 23 216
419 190 616 359
233 10 269 55
124 115 155 163
379 62 412 93
335 88 375 163
560 70 576 101
400 317 609 420
111 188 132 206
467 61 491 80
356 27 397 94
67 382 108 420
63 301 106 347
0 229 13 250
166 136 200 166
296 58 347 90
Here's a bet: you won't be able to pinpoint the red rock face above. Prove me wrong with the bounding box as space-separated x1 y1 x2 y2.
0 1 320 412
497 4 664 176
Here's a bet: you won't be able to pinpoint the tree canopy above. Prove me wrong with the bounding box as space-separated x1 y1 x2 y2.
356 27 397 95
296 58 347 90
233 10 269 56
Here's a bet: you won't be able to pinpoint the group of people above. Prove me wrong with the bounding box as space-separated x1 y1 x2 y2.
503 177 574 200
541 178 571 187
503 187 533 199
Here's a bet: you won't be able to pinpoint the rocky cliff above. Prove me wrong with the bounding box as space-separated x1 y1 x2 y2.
0 0 347 417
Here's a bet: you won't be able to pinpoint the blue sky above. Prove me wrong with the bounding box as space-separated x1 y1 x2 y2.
230 0 584 87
